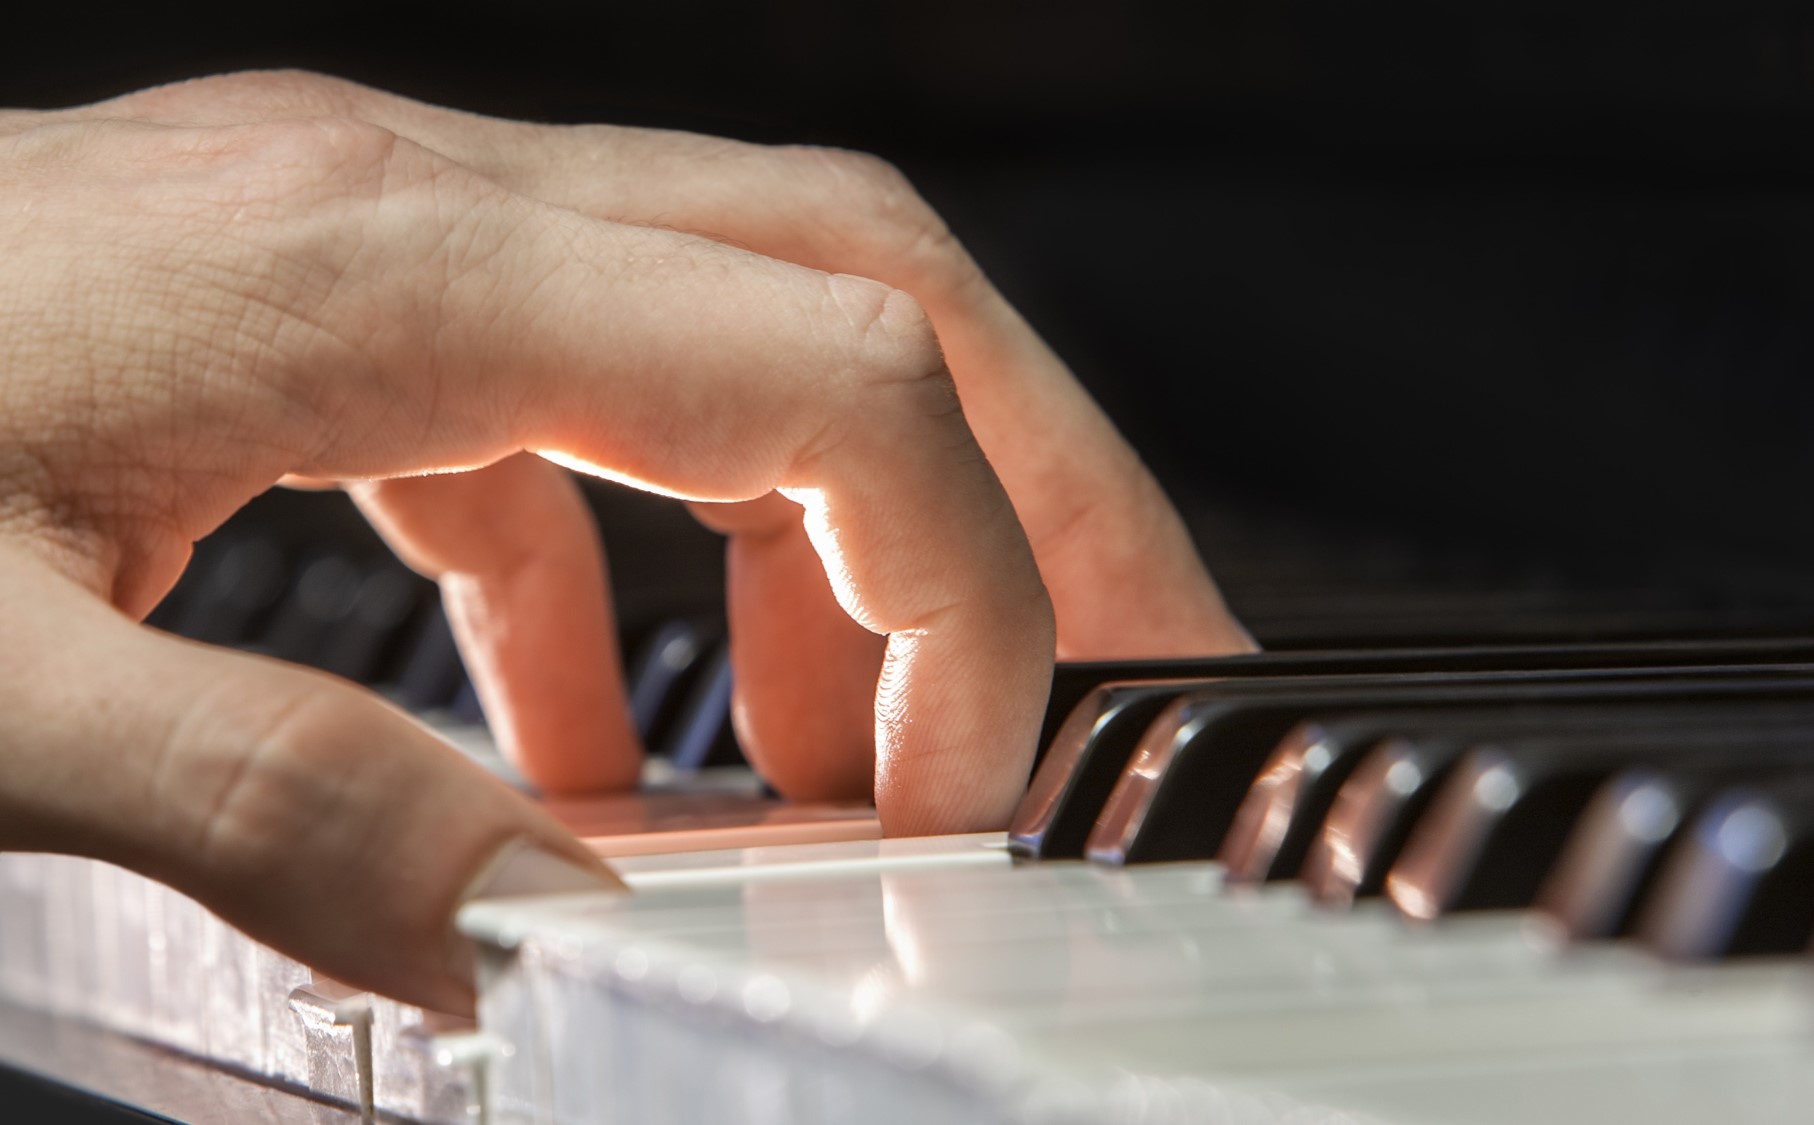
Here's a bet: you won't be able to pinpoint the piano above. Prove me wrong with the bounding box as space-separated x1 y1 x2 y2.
9 7 1814 1121
6 485 1814 1123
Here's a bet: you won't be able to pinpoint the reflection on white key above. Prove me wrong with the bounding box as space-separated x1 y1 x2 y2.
460 833 1814 1125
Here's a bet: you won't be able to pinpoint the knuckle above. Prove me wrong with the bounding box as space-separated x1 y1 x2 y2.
229 116 404 197
110 69 368 119
822 275 952 395
824 273 933 351
795 145 915 199
783 145 979 292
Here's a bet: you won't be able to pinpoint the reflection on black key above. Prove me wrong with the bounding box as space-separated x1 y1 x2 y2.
627 618 721 748
1229 701 1814 885
1387 726 1814 919
1010 681 1201 860
1533 754 1814 942
1638 779 1814 958
1015 642 1814 862
1223 712 1464 884
170 537 287 646
1088 668 1814 866
662 644 739 770
1535 769 1695 942
1226 709 1557 884
1301 734 1477 906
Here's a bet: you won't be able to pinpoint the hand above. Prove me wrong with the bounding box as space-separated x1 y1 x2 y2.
0 71 1250 1012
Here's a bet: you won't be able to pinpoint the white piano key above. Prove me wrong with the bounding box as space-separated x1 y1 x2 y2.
462 835 1814 1123
1266 1037 1814 1125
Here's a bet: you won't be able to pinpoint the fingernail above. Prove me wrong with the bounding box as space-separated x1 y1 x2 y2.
443 839 627 1002
460 837 629 903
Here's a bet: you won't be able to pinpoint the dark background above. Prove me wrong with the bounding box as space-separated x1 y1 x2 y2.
9 2 1814 632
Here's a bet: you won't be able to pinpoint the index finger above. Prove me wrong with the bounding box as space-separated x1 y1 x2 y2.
27 118 1055 832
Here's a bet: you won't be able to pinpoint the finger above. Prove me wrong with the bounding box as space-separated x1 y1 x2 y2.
347 454 641 795
86 73 1252 658
23 118 1054 833
0 544 621 1015
690 493 883 803
536 146 1253 658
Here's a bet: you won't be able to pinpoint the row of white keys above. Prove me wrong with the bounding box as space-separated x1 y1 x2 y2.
462 831 1814 1125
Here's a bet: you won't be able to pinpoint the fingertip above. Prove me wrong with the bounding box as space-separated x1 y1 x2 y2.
440 836 629 1011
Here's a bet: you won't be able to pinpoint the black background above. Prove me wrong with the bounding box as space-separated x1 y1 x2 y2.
7 2 1814 597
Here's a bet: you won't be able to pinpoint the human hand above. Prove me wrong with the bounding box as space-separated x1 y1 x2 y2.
0 71 1249 1011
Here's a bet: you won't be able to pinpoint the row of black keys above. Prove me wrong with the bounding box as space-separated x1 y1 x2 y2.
144 534 745 771
1022 637 1814 963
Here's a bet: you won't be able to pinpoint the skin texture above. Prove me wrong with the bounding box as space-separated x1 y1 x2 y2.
0 72 1253 1015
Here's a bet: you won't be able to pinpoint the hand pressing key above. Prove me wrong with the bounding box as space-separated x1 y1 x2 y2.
0 71 1252 1015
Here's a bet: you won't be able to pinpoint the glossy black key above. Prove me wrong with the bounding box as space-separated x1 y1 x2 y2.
449 672 487 726
1223 711 1489 884
1387 726 1814 919
1535 754 1814 941
627 617 722 748
316 564 426 683
1013 641 1814 862
1301 732 1479 906
1637 778 1814 958
1041 636 1814 752
662 644 740 770
1226 700 1814 884
1012 680 1209 860
1086 667 1814 866
167 536 288 646
258 553 366 667
394 602 465 712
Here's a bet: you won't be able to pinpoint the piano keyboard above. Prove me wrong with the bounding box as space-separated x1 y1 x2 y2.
9 641 1814 1121
9 491 1814 1122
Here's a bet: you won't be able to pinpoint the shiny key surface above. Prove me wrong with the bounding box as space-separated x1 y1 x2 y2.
1387 728 1814 919
1016 640 1814 861
1087 667 1814 867
1302 732 1482 905
1639 778 1814 959
1222 700 1814 884
1536 758 1814 942
459 832 1814 1125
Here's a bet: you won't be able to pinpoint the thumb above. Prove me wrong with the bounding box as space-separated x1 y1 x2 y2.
0 546 620 1016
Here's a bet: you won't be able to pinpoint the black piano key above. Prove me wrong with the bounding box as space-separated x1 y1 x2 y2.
144 534 221 633
1013 639 1814 862
315 564 427 684
627 617 722 749
1534 755 1814 942
660 644 741 771
1636 779 1814 958
167 536 288 646
393 602 465 712
1011 680 1208 860
1085 667 1814 866
1042 636 1814 750
257 553 366 667
449 672 487 726
1223 712 1461 885
1301 733 1478 906
1385 727 1814 919
1224 700 1814 885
